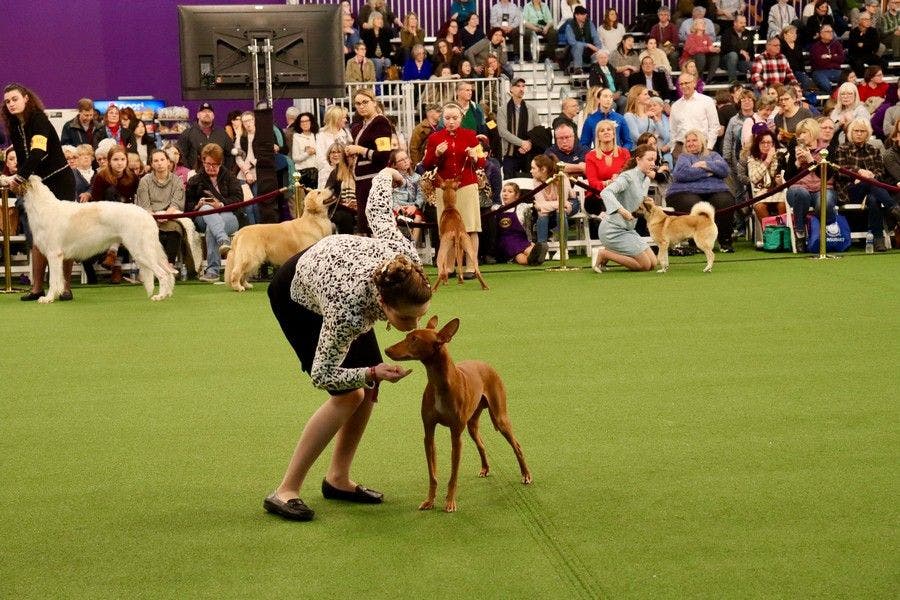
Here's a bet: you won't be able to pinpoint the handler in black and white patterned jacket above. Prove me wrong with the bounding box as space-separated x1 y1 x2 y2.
264 167 433 522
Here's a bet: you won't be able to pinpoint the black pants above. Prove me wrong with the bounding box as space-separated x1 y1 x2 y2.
667 191 735 245
268 251 381 395
159 230 182 264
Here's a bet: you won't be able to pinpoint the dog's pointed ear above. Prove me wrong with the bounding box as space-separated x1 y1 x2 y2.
436 318 459 344
426 315 438 330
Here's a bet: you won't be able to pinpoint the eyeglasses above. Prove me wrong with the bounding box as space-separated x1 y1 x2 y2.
202 161 221 168
354 98 373 106
679 81 696 87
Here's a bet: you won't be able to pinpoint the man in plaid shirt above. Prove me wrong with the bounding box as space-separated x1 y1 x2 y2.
750 37 798 91
835 119 900 252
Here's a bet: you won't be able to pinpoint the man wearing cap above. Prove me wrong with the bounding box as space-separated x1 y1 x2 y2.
497 78 539 177
409 104 441 166
562 6 602 75
176 102 234 172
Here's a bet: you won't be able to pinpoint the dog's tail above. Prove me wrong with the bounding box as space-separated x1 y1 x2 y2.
690 201 716 220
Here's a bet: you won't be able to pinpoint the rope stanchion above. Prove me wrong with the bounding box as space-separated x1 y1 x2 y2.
572 168 811 216
152 187 288 221
812 150 837 260
1 185 25 293
547 164 577 271
830 164 900 194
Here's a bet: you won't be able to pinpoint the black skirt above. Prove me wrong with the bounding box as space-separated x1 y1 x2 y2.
268 251 382 395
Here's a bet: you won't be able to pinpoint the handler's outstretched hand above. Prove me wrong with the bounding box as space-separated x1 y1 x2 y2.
374 363 413 383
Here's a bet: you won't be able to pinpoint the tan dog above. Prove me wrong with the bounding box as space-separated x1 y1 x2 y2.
225 189 334 291
637 198 718 273
432 179 488 291
385 316 531 512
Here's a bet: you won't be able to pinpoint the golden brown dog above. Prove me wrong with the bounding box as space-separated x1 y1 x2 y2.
432 179 488 291
637 198 718 273
225 189 334 291
384 316 531 512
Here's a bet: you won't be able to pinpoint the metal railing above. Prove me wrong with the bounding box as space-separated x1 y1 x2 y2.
317 77 505 133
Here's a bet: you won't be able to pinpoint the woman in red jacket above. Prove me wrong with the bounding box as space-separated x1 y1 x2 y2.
422 102 486 277
585 120 631 237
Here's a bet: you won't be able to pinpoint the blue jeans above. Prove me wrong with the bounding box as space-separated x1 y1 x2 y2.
568 42 596 69
243 181 259 224
724 52 750 82
811 69 841 92
536 198 581 243
787 187 837 231
848 183 895 235
194 204 239 276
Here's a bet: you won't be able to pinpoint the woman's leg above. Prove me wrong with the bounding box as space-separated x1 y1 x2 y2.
30 247 47 293
597 246 647 271
326 391 376 490
274 388 366 501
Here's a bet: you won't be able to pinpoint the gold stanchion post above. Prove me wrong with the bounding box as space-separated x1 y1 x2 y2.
811 149 839 261
547 163 579 271
292 171 305 219
1 185 25 293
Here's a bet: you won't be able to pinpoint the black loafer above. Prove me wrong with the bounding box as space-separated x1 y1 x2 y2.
20 290 45 301
59 290 74 301
321 479 383 504
263 492 314 521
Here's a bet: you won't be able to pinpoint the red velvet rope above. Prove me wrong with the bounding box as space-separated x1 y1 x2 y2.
571 166 811 215
152 187 287 221
832 164 900 194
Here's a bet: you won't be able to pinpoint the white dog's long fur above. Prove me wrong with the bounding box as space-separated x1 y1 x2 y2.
23 175 176 303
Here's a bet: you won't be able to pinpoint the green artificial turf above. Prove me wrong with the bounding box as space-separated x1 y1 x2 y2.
2 247 898 599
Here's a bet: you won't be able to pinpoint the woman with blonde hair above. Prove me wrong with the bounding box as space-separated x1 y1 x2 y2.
785 117 836 242
316 105 351 171
585 120 631 238
623 85 659 144
398 11 425 62
829 82 870 139
835 118 899 251
666 129 735 251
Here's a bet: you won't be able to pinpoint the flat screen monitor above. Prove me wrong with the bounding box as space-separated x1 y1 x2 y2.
178 4 344 100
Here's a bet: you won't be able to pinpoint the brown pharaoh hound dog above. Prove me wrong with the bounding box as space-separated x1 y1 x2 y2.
385 316 531 512
432 178 488 291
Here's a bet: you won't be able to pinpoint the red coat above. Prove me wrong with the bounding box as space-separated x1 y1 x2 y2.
422 127 485 187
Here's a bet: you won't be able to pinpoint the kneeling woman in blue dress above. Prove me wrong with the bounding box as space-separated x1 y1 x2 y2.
593 143 660 273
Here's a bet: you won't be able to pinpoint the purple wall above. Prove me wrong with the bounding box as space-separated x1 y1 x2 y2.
4 0 291 120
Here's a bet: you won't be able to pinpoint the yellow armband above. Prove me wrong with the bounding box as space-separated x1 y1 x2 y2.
375 137 392 152
30 135 48 152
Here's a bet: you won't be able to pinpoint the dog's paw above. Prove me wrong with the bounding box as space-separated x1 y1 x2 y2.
703 265 713 273
478 468 490 478
37 295 55 304
418 499 434 510
443 500 457 513
656 267 668 273
522 473 533 485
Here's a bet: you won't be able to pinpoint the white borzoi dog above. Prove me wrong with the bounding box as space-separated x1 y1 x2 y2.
22 175 175 303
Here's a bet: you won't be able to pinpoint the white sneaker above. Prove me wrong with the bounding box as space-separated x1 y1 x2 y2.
591 246 606 274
